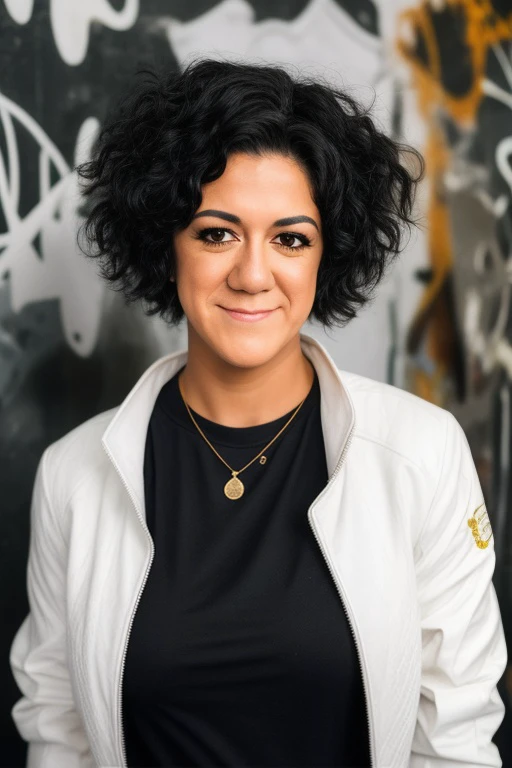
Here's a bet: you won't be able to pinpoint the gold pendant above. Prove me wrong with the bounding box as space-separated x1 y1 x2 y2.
224 473 244 500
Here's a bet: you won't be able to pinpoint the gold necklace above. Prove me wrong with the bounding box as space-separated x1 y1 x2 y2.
178 376 308 500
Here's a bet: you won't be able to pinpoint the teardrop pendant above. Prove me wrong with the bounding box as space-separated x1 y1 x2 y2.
224 473 244 500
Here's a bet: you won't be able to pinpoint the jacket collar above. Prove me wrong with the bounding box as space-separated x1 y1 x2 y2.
101 331 355 520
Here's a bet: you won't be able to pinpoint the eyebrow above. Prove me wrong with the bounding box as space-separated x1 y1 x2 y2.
191 209 320 232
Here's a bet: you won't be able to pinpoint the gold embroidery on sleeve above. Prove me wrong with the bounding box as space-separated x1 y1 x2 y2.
467 503 493 549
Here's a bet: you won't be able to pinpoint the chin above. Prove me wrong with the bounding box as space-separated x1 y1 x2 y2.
205 330 288 370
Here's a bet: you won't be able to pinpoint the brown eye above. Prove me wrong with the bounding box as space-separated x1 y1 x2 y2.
194 227 236 246
274 232 311 251
208 229 228 243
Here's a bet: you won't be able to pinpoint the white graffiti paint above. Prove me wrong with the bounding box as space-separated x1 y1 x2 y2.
4 0 139 66
0 93 104 356
50 0 139 66
3 0 34 25
496 136 512 199
164 0 392 125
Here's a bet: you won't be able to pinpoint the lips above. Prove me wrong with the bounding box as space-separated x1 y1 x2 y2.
220 306 276 323
222 308 274 314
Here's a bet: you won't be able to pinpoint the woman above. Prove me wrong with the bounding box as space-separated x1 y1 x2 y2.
9 58 507 768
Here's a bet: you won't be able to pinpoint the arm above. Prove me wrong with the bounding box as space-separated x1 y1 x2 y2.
410 411 508 766
9 448 96 768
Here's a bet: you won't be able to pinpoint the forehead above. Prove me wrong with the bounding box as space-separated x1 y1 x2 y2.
199 152 318 219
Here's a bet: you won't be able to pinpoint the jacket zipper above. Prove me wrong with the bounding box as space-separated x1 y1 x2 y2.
307 422 376 768
101 442 155 768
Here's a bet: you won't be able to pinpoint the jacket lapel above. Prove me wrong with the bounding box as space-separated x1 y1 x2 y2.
101 348 188 519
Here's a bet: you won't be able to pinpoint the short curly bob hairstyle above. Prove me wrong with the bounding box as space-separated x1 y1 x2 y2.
77 57 423 329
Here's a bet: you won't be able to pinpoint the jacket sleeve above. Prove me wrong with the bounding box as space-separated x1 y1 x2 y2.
9 448 96 768
410 410 508 767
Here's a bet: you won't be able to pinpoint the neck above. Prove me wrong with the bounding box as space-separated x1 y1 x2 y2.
178 328 315 428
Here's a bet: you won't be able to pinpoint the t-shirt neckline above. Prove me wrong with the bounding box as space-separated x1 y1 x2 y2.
157 366 320 449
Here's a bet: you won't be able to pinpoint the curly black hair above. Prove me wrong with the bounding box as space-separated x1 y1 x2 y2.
77 56 423 329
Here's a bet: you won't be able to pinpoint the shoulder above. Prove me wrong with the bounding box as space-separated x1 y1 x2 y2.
338 369 459 476
338 370 479 551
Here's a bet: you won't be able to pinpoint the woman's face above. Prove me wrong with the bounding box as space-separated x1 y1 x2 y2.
173 151 323 370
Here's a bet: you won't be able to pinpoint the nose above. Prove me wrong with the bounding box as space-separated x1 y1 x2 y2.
226 238 276 293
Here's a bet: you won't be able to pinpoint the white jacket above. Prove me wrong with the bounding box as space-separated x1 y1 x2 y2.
9 332 508 768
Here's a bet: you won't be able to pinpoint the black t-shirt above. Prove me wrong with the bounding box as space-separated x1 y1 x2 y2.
122 365 371 767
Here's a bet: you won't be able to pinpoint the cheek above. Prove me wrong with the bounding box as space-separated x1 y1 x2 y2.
177 255 225 301
283 263 320 302
175 245 204 285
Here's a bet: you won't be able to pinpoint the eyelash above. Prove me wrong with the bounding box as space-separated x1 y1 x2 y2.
193 227 312 252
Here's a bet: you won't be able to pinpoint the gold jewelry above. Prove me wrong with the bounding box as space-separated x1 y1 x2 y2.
178 375 308 500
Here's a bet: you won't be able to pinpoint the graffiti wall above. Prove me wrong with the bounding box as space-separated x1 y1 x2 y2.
1 0 510 764
389 0 512 725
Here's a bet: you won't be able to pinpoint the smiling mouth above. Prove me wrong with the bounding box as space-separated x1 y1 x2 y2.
220 307 276 322
221 307 275 314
